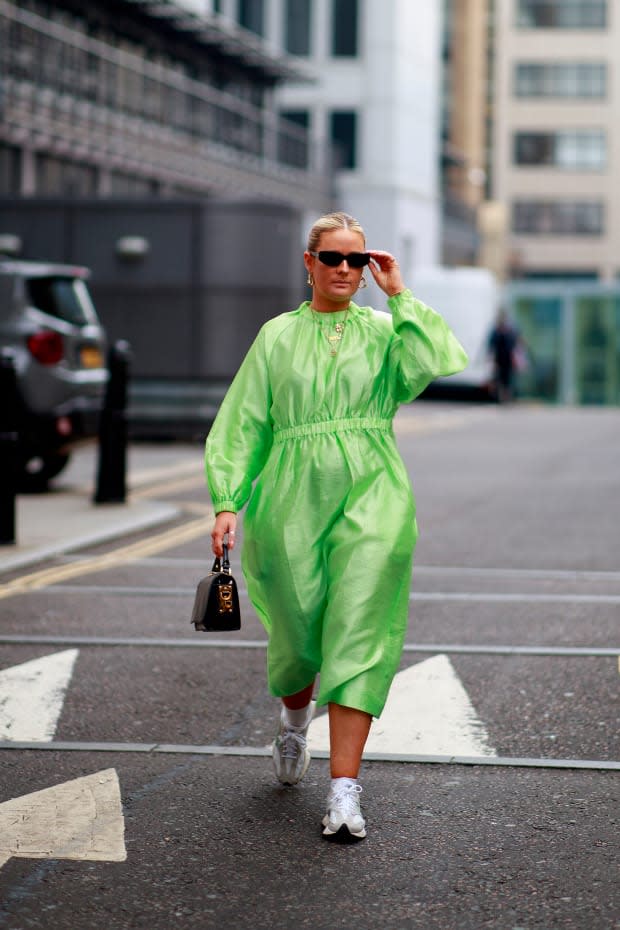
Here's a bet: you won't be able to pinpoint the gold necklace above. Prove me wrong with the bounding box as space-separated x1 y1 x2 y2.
311 307 349 357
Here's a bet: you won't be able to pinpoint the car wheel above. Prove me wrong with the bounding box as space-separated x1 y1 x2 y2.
19 453 71 493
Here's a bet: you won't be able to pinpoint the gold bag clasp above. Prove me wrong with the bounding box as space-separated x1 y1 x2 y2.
217 582 234 613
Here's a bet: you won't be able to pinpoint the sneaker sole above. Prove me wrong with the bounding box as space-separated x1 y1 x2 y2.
321 822 366 843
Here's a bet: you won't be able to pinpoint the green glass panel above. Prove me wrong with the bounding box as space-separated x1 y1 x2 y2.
512 297 562 401
575 296 619 404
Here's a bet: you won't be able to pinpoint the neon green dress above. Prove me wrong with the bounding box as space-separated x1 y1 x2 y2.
205 290 467 717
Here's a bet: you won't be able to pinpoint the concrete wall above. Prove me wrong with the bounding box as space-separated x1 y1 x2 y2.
0 199 306 380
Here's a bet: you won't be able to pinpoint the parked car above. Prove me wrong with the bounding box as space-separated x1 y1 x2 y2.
0 259 107 490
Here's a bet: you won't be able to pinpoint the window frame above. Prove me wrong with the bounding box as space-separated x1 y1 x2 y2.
331 0 359 57
516 1 607 29
284 0 311 56
514 62 607 99
329 109 358 170
512 200 604 236
513 130 607 170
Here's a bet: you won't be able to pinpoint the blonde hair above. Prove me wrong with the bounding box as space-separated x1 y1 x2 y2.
307 211 366 252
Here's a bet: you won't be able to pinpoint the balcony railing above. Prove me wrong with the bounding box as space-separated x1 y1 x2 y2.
0 0 331 206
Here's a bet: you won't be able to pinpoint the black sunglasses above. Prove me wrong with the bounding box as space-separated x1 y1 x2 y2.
309 250 370 269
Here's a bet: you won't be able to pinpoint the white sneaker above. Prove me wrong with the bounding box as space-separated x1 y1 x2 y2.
272 702 315 785
322 782 366 841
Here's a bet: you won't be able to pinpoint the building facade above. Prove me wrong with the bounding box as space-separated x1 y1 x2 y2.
0 0 331 210
270 0 444 289
441 0 490 266
206 0 443 291
1 0 472 284
493 0 618 281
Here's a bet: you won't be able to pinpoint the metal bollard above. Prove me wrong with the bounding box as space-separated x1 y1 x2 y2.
0 349 21 544
94 340 132 505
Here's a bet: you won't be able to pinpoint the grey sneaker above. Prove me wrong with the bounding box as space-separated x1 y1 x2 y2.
272 701 315 785
322 782 366 841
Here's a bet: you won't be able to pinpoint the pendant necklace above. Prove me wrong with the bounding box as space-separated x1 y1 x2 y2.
311 307 349 357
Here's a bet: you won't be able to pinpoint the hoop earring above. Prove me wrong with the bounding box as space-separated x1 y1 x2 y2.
359 275 367 289
307 272 314 286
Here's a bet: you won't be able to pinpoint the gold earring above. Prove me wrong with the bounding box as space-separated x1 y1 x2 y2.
307 271 314 286
359 275 367 289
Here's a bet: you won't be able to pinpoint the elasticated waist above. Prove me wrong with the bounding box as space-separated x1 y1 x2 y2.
273 417 393 443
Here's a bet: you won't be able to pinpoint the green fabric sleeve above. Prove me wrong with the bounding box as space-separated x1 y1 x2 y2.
204 326 273 513
387 289 469 403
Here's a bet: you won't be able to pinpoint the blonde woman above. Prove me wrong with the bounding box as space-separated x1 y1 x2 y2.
206 212 467 841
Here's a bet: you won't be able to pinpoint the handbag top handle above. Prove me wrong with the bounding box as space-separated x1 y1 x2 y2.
211 543 232 574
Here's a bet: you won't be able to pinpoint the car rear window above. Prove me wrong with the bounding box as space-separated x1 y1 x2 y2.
26 276 97 326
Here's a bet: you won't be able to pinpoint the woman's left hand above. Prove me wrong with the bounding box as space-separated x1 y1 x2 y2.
367 250 406 298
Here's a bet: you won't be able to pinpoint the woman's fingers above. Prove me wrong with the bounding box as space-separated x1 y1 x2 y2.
211 512 237 556
368 251 405 296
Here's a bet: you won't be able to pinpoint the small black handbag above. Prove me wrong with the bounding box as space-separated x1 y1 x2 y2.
191 544 241 632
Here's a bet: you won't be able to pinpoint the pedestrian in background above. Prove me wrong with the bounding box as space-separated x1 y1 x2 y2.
205 211 467 841
488 309 523 403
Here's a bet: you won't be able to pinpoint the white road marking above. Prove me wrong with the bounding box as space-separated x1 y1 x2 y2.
0 740 617 770
53 556 620 582
307 654 496 758
0 768 126 869
0 649 78 741
0 635 616 658
23 584 620 605
410 592 620 604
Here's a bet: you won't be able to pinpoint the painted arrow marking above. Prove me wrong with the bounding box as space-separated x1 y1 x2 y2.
0 768 126 870
307 654 496 757
0 649 78 741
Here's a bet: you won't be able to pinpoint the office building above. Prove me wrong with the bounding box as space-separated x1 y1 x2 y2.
1 1 467 281
269 0 443 284
0 0 330 210
493 0 618 280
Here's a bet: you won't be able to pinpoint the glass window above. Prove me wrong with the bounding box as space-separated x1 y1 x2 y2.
512 201 604 235
332 0 358 57
285 0 311 55
330 110 357 169
0 143 21 195
26 278 96 326
35 154 97 196
278 110 310 168
516 1 607 28
515 63 607 98
109 172 160 196
514 131 606 170
239 0 264 35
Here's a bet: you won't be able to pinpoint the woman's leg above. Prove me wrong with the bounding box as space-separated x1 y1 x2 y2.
322 703 371 840
272 681 316 786
282 682 315 710
328 703 372 778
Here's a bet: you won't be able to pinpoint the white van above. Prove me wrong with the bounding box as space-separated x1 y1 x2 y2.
412 266 499 397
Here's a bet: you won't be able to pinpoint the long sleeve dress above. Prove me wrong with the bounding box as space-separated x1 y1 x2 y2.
205 290 468 718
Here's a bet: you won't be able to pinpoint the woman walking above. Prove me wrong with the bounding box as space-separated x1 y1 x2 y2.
206 212 467 841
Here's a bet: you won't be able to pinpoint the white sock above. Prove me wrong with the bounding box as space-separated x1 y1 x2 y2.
282 702 312 727
331 776 358 791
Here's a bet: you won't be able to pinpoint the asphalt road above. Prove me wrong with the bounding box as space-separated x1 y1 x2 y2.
0 401 618 930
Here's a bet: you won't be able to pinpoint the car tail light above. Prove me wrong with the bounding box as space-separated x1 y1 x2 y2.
56 416 73 437
27 330 64 365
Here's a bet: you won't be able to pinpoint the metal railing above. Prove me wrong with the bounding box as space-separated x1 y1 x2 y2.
0 0 331 206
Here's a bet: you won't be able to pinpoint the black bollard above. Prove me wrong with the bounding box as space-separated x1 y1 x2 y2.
94 340 132 504
0 349 21 544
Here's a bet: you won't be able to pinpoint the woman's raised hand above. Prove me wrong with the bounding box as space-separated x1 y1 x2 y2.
211 510 237 557
367 250 406 298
